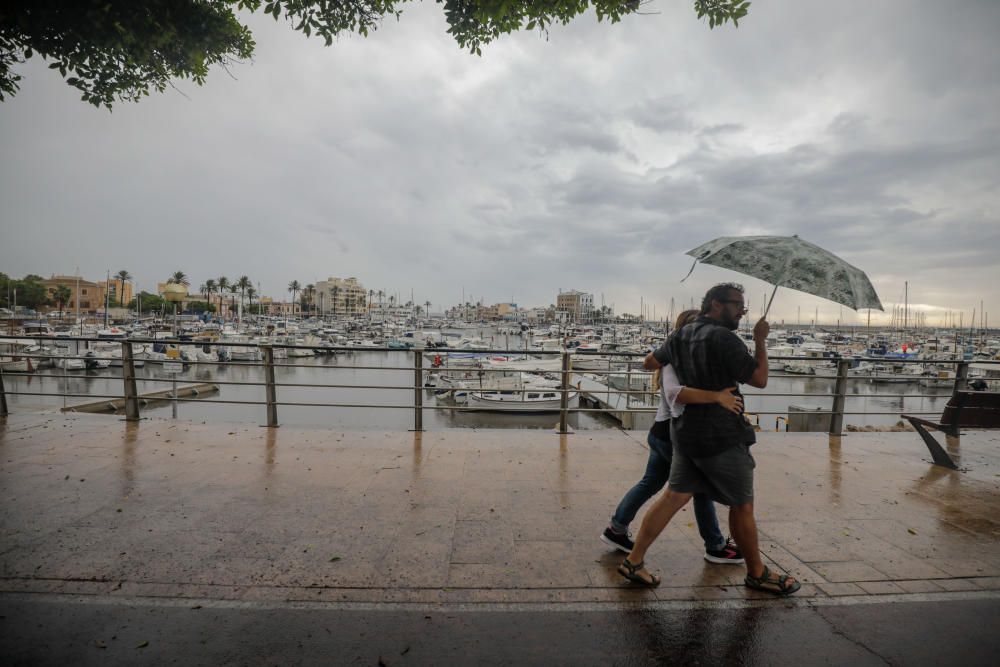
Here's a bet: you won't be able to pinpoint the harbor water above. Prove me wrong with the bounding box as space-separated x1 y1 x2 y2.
3 340 955 431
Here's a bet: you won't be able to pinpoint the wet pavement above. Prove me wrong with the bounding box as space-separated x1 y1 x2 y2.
2 412 999 664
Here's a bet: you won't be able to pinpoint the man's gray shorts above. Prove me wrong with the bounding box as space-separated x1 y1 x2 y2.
668 443 755 506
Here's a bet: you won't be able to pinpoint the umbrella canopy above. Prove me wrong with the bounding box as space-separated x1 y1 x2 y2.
685 235 883 315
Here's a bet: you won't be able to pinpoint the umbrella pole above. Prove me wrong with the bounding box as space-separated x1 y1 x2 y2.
761 284 779 320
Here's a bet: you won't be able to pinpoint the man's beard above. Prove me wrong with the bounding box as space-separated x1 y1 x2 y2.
721 313 740 330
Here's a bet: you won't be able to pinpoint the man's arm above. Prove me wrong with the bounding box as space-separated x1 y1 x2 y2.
662 364 743 414
644 340 670 371
745 318 769 388
677 386 743 413
643 351 662 371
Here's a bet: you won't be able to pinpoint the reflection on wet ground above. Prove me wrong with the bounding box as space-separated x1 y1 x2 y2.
1 412 998 604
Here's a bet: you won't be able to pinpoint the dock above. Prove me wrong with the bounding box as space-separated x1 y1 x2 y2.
575 373 655 429
59 382 220 414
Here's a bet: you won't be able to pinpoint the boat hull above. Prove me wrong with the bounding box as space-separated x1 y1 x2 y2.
465 391 579 412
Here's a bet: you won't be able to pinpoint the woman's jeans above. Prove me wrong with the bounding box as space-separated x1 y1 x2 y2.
610 431 725 552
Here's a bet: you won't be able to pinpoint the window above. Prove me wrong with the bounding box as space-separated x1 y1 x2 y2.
81 301 90 308
81 289 88 295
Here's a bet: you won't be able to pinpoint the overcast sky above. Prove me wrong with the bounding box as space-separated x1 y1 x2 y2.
2 1 998 326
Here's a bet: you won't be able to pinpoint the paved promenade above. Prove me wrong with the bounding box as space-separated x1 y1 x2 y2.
2 412 999 664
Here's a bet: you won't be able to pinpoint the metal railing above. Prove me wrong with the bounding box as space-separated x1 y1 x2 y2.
1 335 996 437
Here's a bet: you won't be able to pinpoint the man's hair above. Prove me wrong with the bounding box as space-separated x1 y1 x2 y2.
700 282 744 314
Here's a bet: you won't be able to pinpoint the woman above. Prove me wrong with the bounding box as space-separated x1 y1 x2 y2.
601 310 745 565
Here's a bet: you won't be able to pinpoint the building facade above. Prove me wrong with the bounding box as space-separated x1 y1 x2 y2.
42 275 104 313
556 290 594 322
97 279 134 307
315 277 367 316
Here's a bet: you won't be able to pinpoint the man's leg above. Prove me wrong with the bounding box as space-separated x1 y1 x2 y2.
627 488 692 567
620 444 700 585
728 502 763 576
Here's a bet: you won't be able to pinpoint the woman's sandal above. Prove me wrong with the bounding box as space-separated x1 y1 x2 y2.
745 565 801 596
618 558 661 587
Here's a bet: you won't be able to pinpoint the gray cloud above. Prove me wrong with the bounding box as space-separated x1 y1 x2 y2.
1 0 998 322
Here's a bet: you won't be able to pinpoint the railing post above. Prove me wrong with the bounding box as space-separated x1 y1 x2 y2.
0 367 9 418
557 349 571 434
953 361 970 395
829 358 850 444
412 349 424 432
121 341 140 421
262 345 279 428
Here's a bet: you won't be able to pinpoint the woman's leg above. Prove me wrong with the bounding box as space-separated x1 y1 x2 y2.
692 493 726 552
609 432 670 532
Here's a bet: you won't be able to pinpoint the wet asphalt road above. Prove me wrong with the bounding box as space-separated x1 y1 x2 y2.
2 595 998 666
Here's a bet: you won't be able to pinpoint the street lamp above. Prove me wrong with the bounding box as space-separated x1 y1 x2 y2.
162 283 188 338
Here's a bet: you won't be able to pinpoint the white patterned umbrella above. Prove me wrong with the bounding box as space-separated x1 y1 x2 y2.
684 235 883 317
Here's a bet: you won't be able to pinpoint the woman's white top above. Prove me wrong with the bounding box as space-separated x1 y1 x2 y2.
654 364 686 422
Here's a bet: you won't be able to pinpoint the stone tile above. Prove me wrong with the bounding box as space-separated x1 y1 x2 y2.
815 582 867 597
856 581 907 595
379 539 453 588
894 579 945 593
810 561 888 582
970 576 1000 590
934 578 981 591
924 558 1000 578
450 519 514 565
510 541 595 588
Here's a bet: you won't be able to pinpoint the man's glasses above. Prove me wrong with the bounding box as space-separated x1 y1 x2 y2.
721 300 748 314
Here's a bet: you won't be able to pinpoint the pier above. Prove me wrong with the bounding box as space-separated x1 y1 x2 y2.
59 382 220 414
2 411 999 664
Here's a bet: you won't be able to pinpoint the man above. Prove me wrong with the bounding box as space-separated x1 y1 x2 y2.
617 282 800 596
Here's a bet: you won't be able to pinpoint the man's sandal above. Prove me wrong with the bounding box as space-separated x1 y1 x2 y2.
745 565 801 596
618 558 661 587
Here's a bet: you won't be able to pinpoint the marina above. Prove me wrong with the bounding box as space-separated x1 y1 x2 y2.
3 318 995 432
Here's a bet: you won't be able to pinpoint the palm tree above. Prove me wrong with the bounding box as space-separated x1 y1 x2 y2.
331 285 340 317
378 289 385 312
368 289 375 312
424 300 432 317
287 280 301 317
202 279 217 317
52 285 72 318
246 286 257 317
217 277 230 318
304 284 315 316
236 276 251 322
228 284 238 317
167 271 189 286
114 269 132 309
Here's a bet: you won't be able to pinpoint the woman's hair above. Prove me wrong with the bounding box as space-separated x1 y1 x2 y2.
674 309 699 331
652 309 701 395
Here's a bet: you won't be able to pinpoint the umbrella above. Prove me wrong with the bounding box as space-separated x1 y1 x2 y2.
683 235 883 318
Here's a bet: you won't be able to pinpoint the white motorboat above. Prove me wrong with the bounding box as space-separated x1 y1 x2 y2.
920 368 956 388
466 387 579 412
1 340 36 372
0 357 32 372
461 373 578 412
